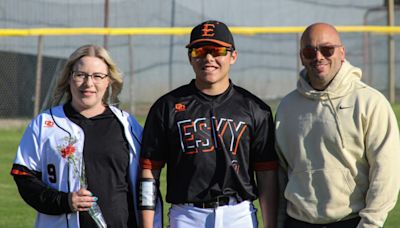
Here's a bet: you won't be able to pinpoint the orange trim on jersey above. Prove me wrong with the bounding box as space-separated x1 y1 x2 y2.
186 151 198 155
233 125 247 155
183 123 194 141
219 121 228 138
199 122 206 131
140 158 165 170
199 122 214 152
11 169 32 176
254 161 278 171
202 145 214 153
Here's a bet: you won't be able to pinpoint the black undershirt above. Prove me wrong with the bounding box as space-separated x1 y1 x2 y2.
64 103 136 228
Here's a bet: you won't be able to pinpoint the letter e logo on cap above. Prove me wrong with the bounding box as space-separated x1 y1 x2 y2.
201 24 215 37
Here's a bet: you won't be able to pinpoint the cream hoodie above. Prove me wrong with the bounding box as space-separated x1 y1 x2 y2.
275 60 400 228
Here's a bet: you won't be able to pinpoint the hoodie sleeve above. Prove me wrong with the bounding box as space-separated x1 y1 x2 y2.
358 95 400 228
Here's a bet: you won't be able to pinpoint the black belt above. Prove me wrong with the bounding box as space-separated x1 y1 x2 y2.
192 196 231 208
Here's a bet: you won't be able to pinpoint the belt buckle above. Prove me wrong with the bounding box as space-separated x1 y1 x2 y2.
215 196 228 207
202 198 221 208
199 201 218 208
194 196 230 208
209 201 220 208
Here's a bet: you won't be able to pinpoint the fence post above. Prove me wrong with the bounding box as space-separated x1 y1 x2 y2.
104 0 109 50
33 35 44 117
168 0 176 91
388 0 396 103
296 33 301 79
128 35 135 114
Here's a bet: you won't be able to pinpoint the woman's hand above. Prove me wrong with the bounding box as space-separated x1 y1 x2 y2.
68 188 97 212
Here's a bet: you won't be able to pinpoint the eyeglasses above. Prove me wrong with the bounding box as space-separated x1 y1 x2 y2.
190 46 232 58
301 45 342 59
71 71 108 83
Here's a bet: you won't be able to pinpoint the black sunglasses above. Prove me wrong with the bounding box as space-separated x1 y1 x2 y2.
301 45 342 59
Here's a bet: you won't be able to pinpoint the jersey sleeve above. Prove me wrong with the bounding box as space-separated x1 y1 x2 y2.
12 164 72 215
12 119 43 172
140 99 168 170
251 104 278 171
10 118 72 215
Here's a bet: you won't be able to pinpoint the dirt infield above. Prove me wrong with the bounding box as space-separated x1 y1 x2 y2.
0 119 30 130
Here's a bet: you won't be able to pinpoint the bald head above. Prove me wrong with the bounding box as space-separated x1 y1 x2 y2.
301 23 342 49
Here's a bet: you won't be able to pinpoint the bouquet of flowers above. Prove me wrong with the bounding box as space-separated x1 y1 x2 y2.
59 137 107 228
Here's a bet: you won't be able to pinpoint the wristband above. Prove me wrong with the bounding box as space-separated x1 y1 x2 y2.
139 178 157 210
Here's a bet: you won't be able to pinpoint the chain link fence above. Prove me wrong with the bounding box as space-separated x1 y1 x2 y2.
1 0 399 118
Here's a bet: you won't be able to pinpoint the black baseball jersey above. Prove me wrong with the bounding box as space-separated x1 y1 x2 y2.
140 80 277 204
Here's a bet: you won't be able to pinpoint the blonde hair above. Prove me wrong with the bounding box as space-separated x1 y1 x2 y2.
52 44 123 106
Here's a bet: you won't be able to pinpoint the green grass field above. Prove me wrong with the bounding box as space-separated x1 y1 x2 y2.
1 104 400 227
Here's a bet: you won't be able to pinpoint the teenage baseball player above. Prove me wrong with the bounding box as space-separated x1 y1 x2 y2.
139 20 279 228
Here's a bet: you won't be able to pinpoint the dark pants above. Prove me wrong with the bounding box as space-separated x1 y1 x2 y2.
284 216 361 228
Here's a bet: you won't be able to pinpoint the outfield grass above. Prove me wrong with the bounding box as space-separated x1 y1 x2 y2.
1 104 400 227
0 127 35 227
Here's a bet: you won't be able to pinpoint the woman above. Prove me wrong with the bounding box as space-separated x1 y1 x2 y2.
10 44 161 228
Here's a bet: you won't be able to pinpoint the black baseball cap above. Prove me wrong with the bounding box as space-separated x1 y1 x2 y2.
186 20 235 50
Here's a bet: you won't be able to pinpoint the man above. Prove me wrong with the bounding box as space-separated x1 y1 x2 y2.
139 20 278 228
275 22 400 228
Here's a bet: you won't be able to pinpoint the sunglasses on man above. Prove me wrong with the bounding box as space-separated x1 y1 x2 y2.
301 45 342 59
190 46 233 58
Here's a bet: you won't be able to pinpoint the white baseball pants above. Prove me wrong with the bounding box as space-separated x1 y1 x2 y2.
168 200 257 228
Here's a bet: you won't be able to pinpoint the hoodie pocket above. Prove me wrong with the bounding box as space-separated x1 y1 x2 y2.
285 168 357 221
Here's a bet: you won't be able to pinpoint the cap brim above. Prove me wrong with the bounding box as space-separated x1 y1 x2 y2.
186 39 232 48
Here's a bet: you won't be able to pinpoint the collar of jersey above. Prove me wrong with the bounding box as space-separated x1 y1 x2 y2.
191 79 234 104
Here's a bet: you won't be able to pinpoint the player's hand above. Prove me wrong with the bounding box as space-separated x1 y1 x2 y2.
68 188 97 212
